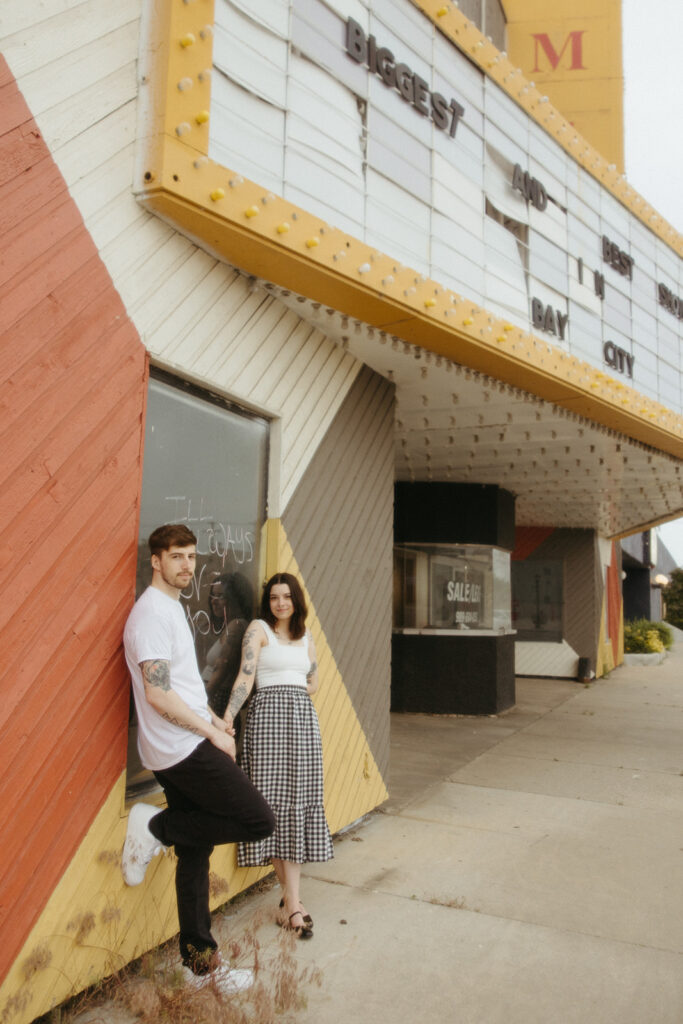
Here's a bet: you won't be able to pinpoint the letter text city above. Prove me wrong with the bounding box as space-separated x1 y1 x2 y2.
603 341 634 378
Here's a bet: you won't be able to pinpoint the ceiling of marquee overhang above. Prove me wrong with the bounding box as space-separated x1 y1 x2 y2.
259 280 683 538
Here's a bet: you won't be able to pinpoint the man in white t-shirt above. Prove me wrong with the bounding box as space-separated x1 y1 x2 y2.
122 524 274 988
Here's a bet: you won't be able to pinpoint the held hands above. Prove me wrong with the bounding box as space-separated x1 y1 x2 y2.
209 725 237 760
210 711 235 737
223 711 234 733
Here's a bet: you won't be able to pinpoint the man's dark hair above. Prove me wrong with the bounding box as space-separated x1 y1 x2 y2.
260 573 308 640
148 524 197 557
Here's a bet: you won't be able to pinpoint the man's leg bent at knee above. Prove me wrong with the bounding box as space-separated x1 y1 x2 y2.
153 740 275 848
150 742 274 974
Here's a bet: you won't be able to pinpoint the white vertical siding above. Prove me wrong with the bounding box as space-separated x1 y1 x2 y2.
2 0 363 516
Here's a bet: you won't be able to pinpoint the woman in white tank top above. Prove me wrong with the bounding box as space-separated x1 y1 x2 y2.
224 573 333 939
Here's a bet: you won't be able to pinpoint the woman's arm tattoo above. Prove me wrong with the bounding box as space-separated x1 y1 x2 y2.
242 626 257 650
141 660 171 691
241 628 258 676
306 660 318 680
227 682 249 718
226 628 260 716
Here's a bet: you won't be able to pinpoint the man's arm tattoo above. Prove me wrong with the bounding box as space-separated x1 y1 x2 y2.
160 710 201 735
141 660 171 691
306 660 318 680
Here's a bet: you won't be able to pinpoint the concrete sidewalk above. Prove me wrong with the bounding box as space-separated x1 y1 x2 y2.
292 640 683 1023
73 640 683 1023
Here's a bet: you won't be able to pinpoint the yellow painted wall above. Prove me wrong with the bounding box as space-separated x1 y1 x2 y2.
596 602 624 677
504 0 624 170
263 520 389 833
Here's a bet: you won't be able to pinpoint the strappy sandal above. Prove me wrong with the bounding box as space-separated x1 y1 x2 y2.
279 897 313 928
286 911 313 940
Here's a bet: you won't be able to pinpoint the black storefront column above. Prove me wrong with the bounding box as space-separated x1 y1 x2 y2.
392 482 516 715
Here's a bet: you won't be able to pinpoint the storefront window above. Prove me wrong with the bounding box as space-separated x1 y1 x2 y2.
511 560 563 641
126 371 269 799
394 544 512 632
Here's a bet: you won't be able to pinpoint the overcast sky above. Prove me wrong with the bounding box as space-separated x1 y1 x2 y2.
622 0 683 565
623 0 683 232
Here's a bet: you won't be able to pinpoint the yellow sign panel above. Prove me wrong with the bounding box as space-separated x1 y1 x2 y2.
504 0 624 170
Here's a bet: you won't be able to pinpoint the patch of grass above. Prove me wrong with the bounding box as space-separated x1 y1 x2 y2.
30 910 322 1024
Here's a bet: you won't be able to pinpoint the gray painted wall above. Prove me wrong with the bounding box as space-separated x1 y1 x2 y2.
525 528 602 670
283 365 395 777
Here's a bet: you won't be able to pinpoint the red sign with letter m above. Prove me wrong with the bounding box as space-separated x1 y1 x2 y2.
531 31 586 72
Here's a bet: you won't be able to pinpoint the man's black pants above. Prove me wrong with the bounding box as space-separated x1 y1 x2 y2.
150 739 275 970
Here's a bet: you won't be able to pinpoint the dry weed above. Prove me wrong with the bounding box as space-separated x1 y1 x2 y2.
0 990 31 1024
28 897 325 1024
96 850 121 867
67 912 97 945
21 943 52 981
99 905 122 926
209 872 231 899
126 978 161 1020
37 906 324 1024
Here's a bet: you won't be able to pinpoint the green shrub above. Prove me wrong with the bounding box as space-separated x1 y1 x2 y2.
663 569 683 630
652 621 673 649
624 619 670 653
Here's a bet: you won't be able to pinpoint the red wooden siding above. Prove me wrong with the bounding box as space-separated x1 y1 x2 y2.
512 526 555 560
0 57 147 984
606 540 622 663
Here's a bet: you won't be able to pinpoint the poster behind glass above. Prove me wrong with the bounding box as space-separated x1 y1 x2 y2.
394 544 511 632
430 553 487 628
126 373 268 798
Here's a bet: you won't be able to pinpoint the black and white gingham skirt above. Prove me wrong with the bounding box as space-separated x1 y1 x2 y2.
237 685 334 866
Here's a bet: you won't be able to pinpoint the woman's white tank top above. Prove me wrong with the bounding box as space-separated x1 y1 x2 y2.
255 619 310 690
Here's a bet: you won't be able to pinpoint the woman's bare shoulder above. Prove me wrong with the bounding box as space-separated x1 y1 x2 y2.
244 619 268 645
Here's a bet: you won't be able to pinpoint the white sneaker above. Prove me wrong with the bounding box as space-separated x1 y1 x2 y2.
181 964 254 995
122 803 165 886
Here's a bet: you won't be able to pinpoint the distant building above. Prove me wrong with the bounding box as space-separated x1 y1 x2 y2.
622 531 678 621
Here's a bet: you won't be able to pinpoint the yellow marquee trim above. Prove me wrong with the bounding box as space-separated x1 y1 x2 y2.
135 0 683 460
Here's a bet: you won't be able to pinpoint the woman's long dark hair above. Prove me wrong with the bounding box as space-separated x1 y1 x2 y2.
222 571 254 622
208 572 255 631
260 573 307 640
